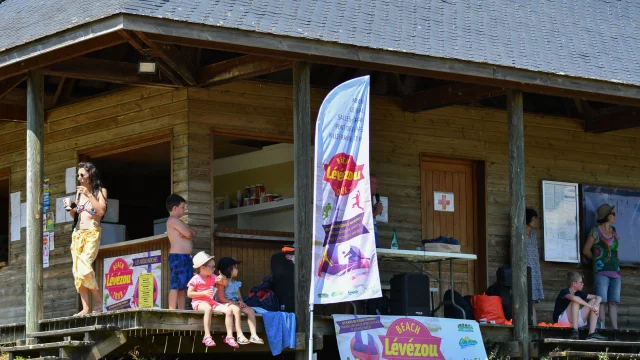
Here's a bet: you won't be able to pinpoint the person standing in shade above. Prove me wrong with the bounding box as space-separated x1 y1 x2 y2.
525 208 544 324
67 162 108 315
583 203 621 330
370 174 383 248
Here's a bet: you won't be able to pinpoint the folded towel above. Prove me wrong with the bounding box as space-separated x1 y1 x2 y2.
421 236 459 245
262 311 297 355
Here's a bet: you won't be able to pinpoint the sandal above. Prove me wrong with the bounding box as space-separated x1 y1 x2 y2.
224 336 239 349
202 336 216 347
237 336 250 345
249 335 265 344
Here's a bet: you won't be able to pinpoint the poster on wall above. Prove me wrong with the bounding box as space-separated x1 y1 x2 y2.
43 233 50 268
311 75 381 304
103 250 162 312
434 191 455 212
332 314 488 360
542 181 580 263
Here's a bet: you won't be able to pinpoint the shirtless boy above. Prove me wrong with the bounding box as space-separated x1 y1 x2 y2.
166 194 197 310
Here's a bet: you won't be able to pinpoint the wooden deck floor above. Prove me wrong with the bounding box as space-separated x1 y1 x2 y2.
0 309 331 357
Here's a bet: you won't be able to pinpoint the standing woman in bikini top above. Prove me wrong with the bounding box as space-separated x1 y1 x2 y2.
66 162 108 315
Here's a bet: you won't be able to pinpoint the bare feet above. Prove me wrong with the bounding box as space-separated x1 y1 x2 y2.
73 309 90 316
92 302 103 313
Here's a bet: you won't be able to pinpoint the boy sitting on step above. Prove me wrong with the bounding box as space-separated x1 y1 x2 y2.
553 272 607 340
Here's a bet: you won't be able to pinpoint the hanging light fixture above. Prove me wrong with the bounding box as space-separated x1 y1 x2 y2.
138 49 157 74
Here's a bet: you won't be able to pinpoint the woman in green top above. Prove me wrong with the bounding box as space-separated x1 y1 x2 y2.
582 203 620 330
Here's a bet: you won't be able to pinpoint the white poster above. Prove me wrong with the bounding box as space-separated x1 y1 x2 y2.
20 203 26 228
434 192 455 212
49 231 54 251
103 250 162 311
376 196 389 223
43 232 50 268
333 314 488 360
55 197 73 223
65 167 76 194
10 192 20 241
542 181 580 263
311 76 381 304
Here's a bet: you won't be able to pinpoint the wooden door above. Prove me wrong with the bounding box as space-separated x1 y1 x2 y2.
421 156 477 297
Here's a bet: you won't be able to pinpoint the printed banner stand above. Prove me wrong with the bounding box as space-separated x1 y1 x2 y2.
333 314 488 360
310 75 381 305
103 250 162 311
309 75 383 360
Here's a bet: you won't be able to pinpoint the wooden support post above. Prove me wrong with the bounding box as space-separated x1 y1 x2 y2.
507 89 528 359
26 70 44 335
293 62 312 360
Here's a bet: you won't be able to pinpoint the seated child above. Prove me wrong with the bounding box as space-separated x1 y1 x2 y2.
187 251 242 349
215 257 265 345
552 272 607 340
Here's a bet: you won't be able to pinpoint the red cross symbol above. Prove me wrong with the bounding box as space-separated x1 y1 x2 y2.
438 194 451 210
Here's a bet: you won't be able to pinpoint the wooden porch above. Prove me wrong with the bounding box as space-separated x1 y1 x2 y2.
4 312 640 359
0 309 329 359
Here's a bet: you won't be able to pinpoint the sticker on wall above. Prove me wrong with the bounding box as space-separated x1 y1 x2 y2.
434 191 454 212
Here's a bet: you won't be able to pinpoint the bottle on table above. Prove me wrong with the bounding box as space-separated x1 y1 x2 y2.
390 228 399 250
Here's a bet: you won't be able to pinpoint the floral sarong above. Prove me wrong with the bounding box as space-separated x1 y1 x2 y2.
71 228 101 291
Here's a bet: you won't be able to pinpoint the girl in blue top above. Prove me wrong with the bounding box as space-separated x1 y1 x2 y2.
215 257 264 345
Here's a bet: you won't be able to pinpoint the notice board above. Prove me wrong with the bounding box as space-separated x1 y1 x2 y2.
542 181 580 263
582 184 640 265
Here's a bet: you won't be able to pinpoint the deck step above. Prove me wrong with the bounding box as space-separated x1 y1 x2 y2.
27 325 121 338
543 338 640 347
549 350 640 358
1 340 95 353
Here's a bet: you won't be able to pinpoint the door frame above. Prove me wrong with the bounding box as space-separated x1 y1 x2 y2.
419 154 488 292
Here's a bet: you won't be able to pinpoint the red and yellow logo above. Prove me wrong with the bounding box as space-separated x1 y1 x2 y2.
104 258 133 301
323 153 365 196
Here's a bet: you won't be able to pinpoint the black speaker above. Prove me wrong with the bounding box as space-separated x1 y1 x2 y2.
389 273 431 316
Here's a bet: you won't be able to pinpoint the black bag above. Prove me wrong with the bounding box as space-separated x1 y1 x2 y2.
443 290 473 320
243 276 280 311
271 251 295 312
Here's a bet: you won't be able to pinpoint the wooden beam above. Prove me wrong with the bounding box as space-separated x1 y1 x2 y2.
134 31 199 86
293 62 312 360
45 57 176 88
403 83 504 112
118 30 185 87
0 104 26 122
199 55 292 87
506 89 528 360
85 331 127 360
126 18 640 106
0 32 126 82
25 70 44 335
0 74 27 100
51 78 66 106
585 107 640 133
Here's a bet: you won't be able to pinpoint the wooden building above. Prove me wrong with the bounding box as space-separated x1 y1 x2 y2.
1 1 640 358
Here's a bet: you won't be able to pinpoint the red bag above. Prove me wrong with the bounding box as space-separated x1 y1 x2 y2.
471 294 506 324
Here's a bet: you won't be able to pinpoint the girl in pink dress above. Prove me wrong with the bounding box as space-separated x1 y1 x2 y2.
187 251 241 348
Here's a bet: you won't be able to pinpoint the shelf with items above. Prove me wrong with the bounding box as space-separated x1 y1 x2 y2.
214 198 294 218
214 198 294 233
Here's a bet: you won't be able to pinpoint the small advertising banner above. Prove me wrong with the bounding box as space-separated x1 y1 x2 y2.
103 250 161 312
311 75 381 304
332 314 488 360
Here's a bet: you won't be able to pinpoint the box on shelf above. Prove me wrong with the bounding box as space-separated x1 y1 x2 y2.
422 243 461 253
